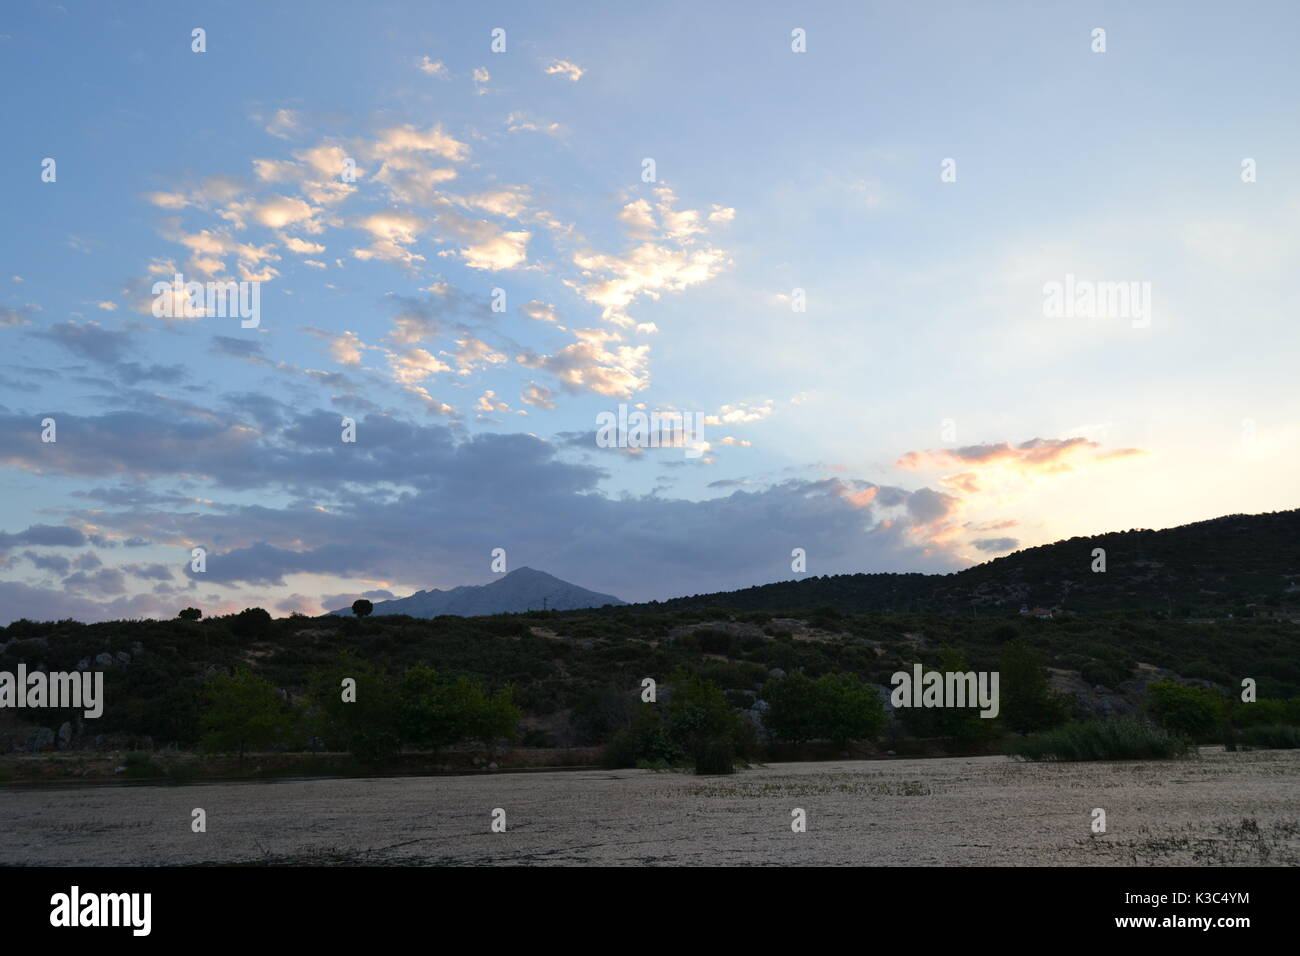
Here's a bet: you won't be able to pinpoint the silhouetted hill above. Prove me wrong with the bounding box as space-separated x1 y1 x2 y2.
327 567 626 617
651 510 1300 615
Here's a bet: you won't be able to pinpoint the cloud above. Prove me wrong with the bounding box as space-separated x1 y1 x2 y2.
460 229 529 271
543 59 584 81
704 401 774 427
264 109 301 140
352 210 429 266
521 381 557 410
418 57 448 77
517 328 650 398
897 437 1145 476
568 189 731 326
1 303 38 327
0 524 88 553
972 537 1019 553
520 300 558 323
505 112 562 136
32 320 131 363
371 124 470 162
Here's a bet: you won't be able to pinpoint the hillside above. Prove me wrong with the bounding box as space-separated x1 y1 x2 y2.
3 509 1298 756
652 510 1300 616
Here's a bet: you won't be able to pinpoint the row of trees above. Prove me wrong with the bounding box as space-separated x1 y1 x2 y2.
1146 680 1300 741
603 642 1071 772
199 654 521 762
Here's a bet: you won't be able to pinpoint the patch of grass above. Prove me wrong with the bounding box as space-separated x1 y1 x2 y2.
1011 717 1192 761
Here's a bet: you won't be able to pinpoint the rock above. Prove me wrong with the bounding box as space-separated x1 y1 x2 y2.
114 651 131 666
77 658 90 671
28 727 56 751
114 766 126 774
768 668 786 678
94 653 114 668
57 722 73 749
131 641 144 655
487 762 498 770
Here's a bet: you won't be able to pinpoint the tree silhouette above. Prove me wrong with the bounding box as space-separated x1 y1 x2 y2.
178 607 202 621
352 599 373 618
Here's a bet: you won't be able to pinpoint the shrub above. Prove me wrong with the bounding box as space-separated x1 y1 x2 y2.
123 751 163 778
693 738 735 774
1147 681 1225 740
1011 717 1192 761
601 707 683 768
1239 725 1300 749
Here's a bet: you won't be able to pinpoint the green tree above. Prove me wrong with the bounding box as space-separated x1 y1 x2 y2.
199 668 295 761
398 664 468 754
812 672 887 747
666 672 742 773
763 671 820 744
999 639 1070 733
308 654 401 761
470 685 523 754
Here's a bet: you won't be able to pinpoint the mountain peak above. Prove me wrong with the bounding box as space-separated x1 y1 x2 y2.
331 568 625 618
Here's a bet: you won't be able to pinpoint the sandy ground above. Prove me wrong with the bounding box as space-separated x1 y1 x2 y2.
3 748 1297 866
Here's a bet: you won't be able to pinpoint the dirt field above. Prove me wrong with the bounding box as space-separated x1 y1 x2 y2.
3 748 1297 866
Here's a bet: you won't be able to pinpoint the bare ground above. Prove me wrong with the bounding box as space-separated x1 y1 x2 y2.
3 747 1297 866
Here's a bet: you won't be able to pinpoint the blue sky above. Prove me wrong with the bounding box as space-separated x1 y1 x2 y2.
2 0 1298 621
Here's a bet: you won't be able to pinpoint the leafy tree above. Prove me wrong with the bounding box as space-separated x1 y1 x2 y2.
470 685 523 754
812 672 887 747
199 668 295 760
928 645 1001 744
352 599 373 618
178 607 202 621
308 654 401 761
229 606 274 640
666 672 743 773
763 671 820 744
999 639 1070 733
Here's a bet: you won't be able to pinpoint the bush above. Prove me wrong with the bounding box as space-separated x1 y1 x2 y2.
1011 717 1192 761
1147 681 1225 740
1239 724 1300 749
693 738 735 774
122 751 163 778
601 707 683 768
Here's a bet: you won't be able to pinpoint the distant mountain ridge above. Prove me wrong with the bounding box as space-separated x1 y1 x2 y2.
649 510 1300 616
330 567 626 618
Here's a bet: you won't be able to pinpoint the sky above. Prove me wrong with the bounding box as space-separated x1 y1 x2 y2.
1 0 1298 623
